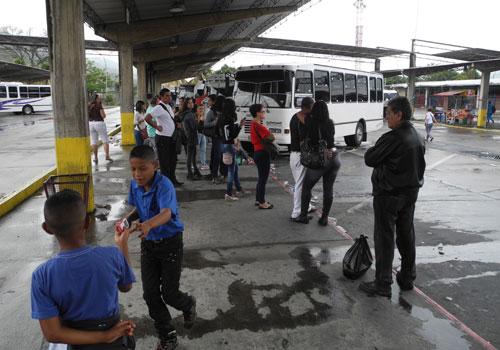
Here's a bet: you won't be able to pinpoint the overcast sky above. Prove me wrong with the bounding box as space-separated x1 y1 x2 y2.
1 0 498 74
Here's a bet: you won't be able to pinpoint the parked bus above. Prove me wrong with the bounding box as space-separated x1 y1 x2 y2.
233 64 384 151
0 82 52 115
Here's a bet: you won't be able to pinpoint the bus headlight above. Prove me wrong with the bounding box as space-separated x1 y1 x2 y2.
269 128 281 134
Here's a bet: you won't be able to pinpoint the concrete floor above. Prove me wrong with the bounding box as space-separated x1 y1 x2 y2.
0 115 499 350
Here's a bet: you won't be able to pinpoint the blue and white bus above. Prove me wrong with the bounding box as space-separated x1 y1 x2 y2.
0 82 52 115
233 63 384 151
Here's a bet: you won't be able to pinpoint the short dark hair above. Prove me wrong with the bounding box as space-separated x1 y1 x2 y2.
159 88 170 97
212 95 226 113
136 100 145 112
301 97 315 109
130 145 156 162
44 189 87 237
150 97 158 105
208 94 217 103
249 104 264 118
387 96 412 120
311 100 329 123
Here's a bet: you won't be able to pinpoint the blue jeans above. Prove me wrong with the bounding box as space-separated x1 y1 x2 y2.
134 129 144 146
222 143 242 196
198 133 207 166
253 150 270 204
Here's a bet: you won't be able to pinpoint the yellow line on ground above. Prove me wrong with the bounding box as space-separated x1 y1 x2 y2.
0 126 121 218
413 121 500 134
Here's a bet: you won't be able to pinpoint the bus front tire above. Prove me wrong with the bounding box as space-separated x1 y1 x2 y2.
22 105 34 115
344 121 365 147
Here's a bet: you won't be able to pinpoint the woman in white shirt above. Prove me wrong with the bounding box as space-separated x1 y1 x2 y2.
134 100 147 146
424 108 438 142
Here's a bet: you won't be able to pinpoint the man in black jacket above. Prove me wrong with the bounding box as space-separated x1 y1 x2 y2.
359 97 426 297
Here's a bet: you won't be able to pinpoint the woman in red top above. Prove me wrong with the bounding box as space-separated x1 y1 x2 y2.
250 104 275 209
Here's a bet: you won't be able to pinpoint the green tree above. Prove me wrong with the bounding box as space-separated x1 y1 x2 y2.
458 69 481 80
385 76 407 85
13 57 26 65
86 60 116 97
421 70 459 81
212 64 237 75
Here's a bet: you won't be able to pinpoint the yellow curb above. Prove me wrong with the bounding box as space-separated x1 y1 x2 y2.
0 126 122 218
0 166 57 218
413 121 500 133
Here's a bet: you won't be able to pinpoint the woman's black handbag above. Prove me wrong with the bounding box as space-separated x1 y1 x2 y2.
342 235 373 279
253 124 280 159
300 125 327 169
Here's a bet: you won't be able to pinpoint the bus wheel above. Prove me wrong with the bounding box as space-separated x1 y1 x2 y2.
344 121 365 147
22 105 34 115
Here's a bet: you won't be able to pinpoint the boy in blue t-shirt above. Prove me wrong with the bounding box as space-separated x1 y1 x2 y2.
31 189 136 349
123 145 196 350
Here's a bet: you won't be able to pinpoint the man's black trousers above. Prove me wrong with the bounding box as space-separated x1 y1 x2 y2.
373 190 419 288
155 134 178 183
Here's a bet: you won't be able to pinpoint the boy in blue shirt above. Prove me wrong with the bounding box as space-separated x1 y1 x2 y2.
123 145 196 350
31 189 136 349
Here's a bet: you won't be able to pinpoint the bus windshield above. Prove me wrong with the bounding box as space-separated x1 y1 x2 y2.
234 69 293 108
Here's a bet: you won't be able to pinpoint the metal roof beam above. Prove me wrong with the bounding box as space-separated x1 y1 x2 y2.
95 6 297 45
152 53 226 71
0 34 117 51
83 1 104 28
134 39 249 63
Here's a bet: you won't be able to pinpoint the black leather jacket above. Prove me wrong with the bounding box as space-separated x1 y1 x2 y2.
365 121 426 195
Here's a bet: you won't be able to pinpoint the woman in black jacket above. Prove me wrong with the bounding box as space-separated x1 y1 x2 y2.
218 98 248 200
294 100 341 225
181 98 202 180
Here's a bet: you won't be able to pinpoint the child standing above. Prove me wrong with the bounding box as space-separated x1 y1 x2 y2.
31 189 136 349
123 145 196 350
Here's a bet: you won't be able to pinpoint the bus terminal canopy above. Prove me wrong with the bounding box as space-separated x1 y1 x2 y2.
0 61 50 83
83 0 315 82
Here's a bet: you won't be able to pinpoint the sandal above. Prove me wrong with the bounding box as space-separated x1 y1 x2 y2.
106 156 114 163
93 158 98 164
259 203 273 209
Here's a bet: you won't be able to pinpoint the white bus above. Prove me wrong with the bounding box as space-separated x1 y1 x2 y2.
233 64 384 151
0 82 52 115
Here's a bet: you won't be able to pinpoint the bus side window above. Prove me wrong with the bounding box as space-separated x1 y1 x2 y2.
295 70 313 107
314 70 330 102
20 87 28 98
0 86 6 98
345 74 357 103
28 86 40 98
357 76 368 102
369 77 376 102
8 86 19 98
40 87 51 97
376 78 383 102
330 72 344 103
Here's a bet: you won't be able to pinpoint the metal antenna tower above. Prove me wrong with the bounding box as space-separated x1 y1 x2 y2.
354 0 366 69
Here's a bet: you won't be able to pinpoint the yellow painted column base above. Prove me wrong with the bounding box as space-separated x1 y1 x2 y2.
54 136 95 212
477 109 486 128
121 112 135 146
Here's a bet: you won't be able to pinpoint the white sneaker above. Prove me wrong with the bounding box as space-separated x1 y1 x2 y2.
225 194 239 201
200 165 209 170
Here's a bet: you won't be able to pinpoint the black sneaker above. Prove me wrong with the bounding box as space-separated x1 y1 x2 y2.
359 280 392 297
396 273 414 291
157 331 178 350
183 295 197 329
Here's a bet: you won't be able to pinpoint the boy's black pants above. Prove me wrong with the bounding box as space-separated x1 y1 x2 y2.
141 232 191 339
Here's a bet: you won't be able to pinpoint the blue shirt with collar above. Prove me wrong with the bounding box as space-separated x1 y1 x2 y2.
128 171 184 240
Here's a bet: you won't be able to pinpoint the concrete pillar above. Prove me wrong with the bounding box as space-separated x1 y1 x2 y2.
477 71 491 128
408 52 417 112
374 58 380 72
424 88 429 108
119 43 135 145
45 0 94 212
136 62 147 103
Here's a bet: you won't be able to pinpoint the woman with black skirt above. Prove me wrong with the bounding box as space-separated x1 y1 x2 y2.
294 100 341 225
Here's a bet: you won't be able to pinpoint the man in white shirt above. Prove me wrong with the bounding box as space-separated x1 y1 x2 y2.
145 88 183 186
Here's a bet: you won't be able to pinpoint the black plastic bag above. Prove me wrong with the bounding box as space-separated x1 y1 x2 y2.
343 235 373 279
